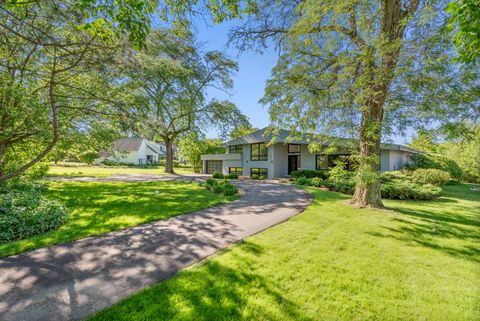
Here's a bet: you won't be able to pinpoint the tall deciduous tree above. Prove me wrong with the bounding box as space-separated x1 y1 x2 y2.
119 30 249 173
178 131 225 173
230 0 479 207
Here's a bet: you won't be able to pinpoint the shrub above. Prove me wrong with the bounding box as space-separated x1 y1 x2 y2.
222 183 238 196
329 164 353 183
381 181 442 200
0 182 68 243
205 178 217 186
212 184 224 193
407 153 462 179
411 168 451 186
258 175 266 180
310 177 323 187
251 174 259 180
290 171 301 179
225 173 239 179
295 176 311 185
212 171 224 179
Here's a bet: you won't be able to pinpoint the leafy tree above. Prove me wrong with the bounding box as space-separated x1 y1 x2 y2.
230 0 479 207
178 131 225 173
119 30 249 173
229 124 258 140
447 0 480 63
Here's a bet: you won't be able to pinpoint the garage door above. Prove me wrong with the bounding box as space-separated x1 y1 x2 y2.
206 160 223 174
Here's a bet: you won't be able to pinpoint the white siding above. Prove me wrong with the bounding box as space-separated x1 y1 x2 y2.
299 144 316 171
242 143 273 178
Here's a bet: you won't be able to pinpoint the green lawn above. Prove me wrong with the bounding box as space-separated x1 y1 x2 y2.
89 184 479 321
47 165 194 177
0 181 234 258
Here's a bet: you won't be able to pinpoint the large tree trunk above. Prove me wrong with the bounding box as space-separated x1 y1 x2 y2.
164 137 175 174
350 0 417 207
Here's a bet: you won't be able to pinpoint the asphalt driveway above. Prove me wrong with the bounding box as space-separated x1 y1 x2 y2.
0 180 312 321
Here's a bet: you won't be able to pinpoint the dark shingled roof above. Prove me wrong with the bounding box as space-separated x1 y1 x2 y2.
224 128 421 153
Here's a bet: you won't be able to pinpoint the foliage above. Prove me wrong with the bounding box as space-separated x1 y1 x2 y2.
204 178 238 196
295 176 311 186
229 124 258 140
230 0 479 207
407 153 463 179
447 0 480 63
296 169 443 200
225 173 239 179
411 168 452 186
0 181 68 243
116 29 249 173
381 181 442 200
251 174 259 180
212 171 224 179
291 170 328 179
178 131 225 173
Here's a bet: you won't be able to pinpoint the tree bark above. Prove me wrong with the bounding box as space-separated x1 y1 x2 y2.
164 137 175 174
350 0 417 207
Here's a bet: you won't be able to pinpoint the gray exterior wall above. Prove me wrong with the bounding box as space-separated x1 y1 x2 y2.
203 142 415 178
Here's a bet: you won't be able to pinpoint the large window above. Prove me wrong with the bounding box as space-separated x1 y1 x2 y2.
229 167 243 175
229 145 242 153
250 168 268 177
288 144 301 153
316 155 329 170
316 154 354 170
250 143 268 161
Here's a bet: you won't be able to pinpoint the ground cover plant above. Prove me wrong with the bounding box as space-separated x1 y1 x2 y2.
0 180 234 258
89 183 479 321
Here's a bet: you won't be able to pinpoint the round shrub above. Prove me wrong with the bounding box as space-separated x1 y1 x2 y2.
407 153 462 179
0 188 68 243
295 176 311 185
411 168 451 186
310 177 323 187
212 184 224 193
251 174 259 180
226 173 239 179
222 183 238 196
212 171 224 179
258 175 266 180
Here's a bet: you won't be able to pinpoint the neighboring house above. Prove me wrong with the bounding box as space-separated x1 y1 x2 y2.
200 128 421 178
95 138 165 165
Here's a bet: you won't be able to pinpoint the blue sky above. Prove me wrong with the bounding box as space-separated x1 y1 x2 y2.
191 19 414 145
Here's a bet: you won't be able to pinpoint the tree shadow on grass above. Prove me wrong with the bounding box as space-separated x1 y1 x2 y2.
369 186 480 263
91 241 314 321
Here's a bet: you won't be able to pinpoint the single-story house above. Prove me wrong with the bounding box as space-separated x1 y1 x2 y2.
95 138 165 165
200 128 421 178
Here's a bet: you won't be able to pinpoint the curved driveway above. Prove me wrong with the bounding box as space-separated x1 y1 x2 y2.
0 180 312 321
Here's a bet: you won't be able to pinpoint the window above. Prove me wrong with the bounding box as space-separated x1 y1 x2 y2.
229 145 242 153
250 168 268 177
250 143 268 161
316 155 329 170
206 160 222 174
229 167 243 175
288 144 301 153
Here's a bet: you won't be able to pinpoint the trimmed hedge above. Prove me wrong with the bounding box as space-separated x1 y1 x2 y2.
294 168 443 200
411 168 451 186
407 153 462 179
291 170 329 179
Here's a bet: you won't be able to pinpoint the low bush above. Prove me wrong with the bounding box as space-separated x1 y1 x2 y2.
411 168 451 186
251 174 259 180
212 171 224 179
295 176 311 186
225 173 239 179
310 177 323 187
0 181 68 243
101 159 122 166
258 175 266 180
294 168 443 200
381 181 442 200
204 178 238 196
291 170 328 179
222 183 238 196
205 178 217 187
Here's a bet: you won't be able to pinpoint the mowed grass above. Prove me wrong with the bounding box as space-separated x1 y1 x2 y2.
89 184 479 321
47 165 194 177
0 181 234 258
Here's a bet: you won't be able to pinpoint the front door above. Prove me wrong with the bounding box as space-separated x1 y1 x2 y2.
288 155 299 175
